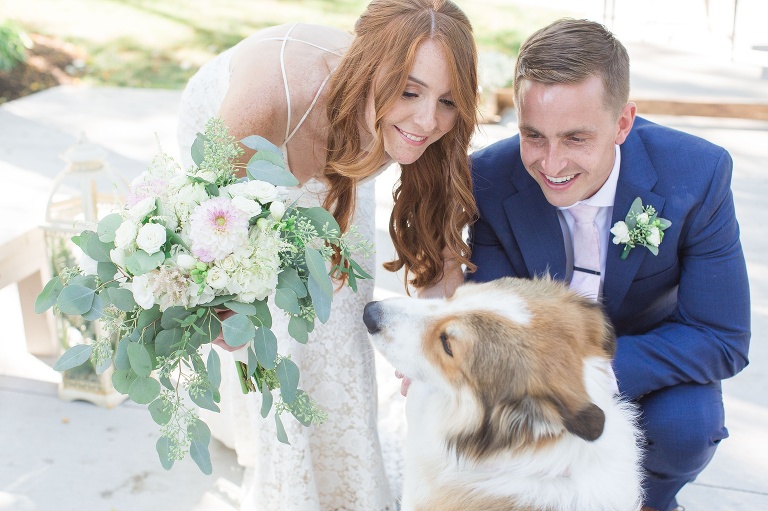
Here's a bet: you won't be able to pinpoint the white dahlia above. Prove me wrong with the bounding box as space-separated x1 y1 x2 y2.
188 196 248 262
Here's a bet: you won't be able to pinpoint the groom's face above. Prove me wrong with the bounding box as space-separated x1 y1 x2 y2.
517 75 635 208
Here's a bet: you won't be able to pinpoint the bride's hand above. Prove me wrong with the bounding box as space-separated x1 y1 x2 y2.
211 308 248 352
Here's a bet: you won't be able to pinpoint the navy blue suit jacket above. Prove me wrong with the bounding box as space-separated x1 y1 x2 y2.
467 117 750 400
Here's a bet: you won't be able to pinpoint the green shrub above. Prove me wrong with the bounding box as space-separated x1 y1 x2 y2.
0 20 32 72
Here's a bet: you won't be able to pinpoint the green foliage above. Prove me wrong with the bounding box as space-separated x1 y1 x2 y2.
38 120 369 474
0 20 31 72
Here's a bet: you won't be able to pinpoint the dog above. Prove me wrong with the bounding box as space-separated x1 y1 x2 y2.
363 277 643 511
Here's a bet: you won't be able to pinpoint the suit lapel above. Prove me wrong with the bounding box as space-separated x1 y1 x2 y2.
502 183 567 280
603 132 664 318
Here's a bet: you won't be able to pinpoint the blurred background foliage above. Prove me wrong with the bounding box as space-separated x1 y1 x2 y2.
0 0 571 101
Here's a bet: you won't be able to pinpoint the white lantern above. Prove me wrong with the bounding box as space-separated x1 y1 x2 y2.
43 133 128 408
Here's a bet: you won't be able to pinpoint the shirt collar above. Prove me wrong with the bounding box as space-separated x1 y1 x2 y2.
560 144 621 210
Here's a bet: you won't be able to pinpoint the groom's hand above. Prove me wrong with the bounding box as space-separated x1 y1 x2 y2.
395 370 411 397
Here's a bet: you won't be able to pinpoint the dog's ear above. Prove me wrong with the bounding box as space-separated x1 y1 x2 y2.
496 395 564 443
562 403 605 441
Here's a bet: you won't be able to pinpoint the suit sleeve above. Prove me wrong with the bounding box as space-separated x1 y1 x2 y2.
466 212 520 282
613 150 751 400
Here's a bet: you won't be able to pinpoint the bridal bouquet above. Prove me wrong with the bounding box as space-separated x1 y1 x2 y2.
35 118 372 474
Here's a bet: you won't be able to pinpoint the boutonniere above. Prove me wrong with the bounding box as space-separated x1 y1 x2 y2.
610 197 672 260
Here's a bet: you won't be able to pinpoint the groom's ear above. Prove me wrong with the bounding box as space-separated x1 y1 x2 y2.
614 102 636 145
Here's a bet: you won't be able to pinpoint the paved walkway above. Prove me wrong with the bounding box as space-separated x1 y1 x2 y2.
2 33 768 511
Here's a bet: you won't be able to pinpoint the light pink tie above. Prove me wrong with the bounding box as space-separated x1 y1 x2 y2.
569 203 601 301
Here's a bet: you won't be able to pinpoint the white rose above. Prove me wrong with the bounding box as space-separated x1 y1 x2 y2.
231 195 264 218
206 267 229 290
610 221 631 245
219 254 238 272
114 220 138 249
647 226 661 247
128 196 156 221
269 200 286 221
636 212 649 225
247 181 279 204
79 253 99 276
110 247 127 269
130 274 156 309
176 253 197 270
136 223 167 255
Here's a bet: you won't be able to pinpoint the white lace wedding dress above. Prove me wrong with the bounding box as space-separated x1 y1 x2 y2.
176 24 398 511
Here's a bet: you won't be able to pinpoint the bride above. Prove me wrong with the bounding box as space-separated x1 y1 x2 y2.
176 1 478 509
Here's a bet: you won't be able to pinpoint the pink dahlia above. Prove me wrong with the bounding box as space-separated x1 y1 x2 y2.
188 197 248 262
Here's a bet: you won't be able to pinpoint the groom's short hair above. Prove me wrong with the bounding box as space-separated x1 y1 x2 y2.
513 18 630 116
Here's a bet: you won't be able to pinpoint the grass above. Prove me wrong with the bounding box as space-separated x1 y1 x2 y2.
1 0 576 90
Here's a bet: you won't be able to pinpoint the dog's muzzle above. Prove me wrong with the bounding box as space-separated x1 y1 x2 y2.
363 301 381 334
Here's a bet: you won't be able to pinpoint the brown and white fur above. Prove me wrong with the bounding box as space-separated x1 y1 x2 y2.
363 277 643 511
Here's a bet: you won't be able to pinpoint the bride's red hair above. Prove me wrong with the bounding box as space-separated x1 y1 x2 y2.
323 0 478 290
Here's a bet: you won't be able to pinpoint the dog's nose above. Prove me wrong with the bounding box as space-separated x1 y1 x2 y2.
362 301 381 334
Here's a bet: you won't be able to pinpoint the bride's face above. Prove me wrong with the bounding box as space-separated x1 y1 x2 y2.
364 39 458 165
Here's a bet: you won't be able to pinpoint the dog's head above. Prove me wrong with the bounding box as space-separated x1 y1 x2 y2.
364 277 616 460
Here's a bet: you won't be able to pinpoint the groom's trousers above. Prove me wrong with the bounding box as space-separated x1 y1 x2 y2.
637 380 728 511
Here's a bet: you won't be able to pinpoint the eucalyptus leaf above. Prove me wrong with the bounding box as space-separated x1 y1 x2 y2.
114 336 131 370
308 276 331 323
57 284 96 315
155 328 184 357
239 135 283 157
246 159 299 187
52 344 92 371
137 306 162 330
149 398 172 425
276 358 300 405
248 147 286 168
191 132 206 166
161 306 192 330
84 231 114 263
34 276 63 313
249 299 272 328
125 249 165 276
127 342 153 377
274 287 299 315
97 261 119 285
253 327 278 370
68 274 98 289
260 380 273 418
112 368 138 394
288 315 309 344
190 310 221 346
275 413 290 445
189 420 213 475
199 294 235 307
128 375 161 404
222 313 255 348
247 347 259 378
97 213 123 243
156 437 175 470
223 300 257 316
290 390 314 427
277 268 307 298
305 247 333 298
207 348 221 389
104 287 134 313
349 258 373 280
94 354 112 375
189 388 220 412
82 293 105 321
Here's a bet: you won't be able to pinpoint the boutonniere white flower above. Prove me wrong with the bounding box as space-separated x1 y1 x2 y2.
611 197 672 260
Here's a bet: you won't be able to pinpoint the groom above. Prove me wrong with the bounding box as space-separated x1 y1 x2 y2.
467 19 751 511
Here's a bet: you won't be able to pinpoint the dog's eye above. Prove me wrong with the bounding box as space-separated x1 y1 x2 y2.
440 333 453 357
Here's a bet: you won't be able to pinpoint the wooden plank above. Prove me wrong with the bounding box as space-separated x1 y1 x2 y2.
490 88 768 121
